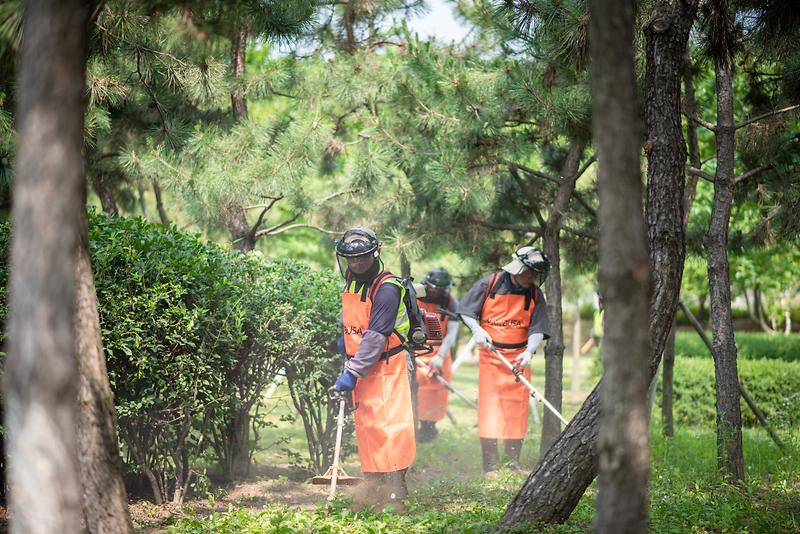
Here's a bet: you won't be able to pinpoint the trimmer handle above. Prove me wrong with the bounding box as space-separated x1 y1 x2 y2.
327 386 355 411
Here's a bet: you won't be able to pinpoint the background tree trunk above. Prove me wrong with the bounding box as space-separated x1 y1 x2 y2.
589 0 651 531
93 178 119 217
661 319 676 437
499 0 695 526
570 298 582 395
75 206 133 533
231 24 249 122
152 178 170 225
540 142 585 456
682 55 701 223
706 11 745 481
4 1 89 531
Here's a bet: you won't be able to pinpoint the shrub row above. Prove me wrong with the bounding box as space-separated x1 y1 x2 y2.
661 356 800 429
675 330 800 362
0 212 344 504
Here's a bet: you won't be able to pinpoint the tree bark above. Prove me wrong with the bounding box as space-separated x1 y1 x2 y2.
230 24 248 122
706 14 745 480
93 178 119 217
228 206 256 252
152 178 169 225
589 1 651 531
682 55 701 224
499 0 695 526
570 298 582 395
4 1 89 532
541 141 585 456
661 319 676 437
75 207 134 533
753 286 773 333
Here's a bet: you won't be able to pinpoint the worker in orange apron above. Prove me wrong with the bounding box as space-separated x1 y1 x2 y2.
458 246 551 477
415 268 460 442
333 227 415 511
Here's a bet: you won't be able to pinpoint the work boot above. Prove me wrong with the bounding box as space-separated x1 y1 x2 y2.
481 438 500 478
504 439 526 475
417 421 438 443
353 472 385 511
382 469 408 512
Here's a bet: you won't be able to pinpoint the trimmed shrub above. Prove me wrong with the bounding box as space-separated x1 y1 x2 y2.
0 212 344 503
675 330 800 362
664 357 800 429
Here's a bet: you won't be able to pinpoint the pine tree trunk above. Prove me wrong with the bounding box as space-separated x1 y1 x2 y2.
231 24 249 122
570 298 582 395
75 206 133 533
753 286 773 333
682 55 701 224
152 178 169 225
500 0 695 526
94 178 119 217
228 26 255 253
705 18 745 482
589 1 651 531
228 206 256 252
137 180 151 220
661 319 676 437
4 1 89 532
541 141 585 456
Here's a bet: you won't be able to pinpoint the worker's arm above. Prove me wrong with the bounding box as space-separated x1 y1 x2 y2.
431 317 460 368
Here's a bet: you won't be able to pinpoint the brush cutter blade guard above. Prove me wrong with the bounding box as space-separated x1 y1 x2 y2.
311 467 362 485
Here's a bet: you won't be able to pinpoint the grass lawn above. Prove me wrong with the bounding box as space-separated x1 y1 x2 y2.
146 347 800 533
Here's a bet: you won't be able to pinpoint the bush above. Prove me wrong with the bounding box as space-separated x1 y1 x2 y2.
663 357 800 429
86 212 345 500
0 212 343 503
675 330 800 362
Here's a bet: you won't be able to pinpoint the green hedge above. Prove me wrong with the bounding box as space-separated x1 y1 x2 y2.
675 330 800 362
0 212 344 503
663 357 800 429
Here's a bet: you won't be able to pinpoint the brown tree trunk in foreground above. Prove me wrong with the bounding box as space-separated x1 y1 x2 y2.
682 55 701 224
541 141 585 455
500 0 695 526
4 1 89 532
706 4 745 481
589 0 651 531
75 207 134 533
661 319 676 437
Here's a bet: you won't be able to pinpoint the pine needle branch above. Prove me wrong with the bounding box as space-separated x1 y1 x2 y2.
509 165 548 228
734 163 772 184
734 105 800 130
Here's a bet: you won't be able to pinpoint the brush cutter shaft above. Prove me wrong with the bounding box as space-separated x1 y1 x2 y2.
488 345 568 425
328 397 346 500
416 359 478 410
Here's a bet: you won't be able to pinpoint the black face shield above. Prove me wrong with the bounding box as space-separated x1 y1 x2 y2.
422 268 453 289
517 249 551 284
335 228 382 280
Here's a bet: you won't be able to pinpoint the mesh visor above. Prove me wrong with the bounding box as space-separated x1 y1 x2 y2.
336 238 378 257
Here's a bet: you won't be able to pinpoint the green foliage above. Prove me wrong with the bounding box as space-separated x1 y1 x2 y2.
675 330 800 363
661 356 800 429
166 426 800 534
81 211 343 498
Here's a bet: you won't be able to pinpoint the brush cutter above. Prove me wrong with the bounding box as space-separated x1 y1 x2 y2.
487 344 569 426
415 358 478 410
311 388 362 499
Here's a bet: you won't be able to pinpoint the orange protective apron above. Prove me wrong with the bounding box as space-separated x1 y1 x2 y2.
478 273 534 440
342 272 416 473
415 297 453 423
